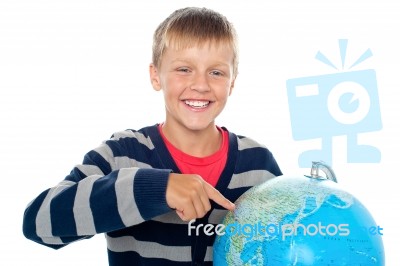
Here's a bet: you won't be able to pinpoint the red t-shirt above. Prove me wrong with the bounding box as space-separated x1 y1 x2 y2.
158 125 229 187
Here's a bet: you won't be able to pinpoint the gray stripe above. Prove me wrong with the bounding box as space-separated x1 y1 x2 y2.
73 175 102 235
204 246 213 262
115 168 144 226
36 180 75 245
228 170 275 190
208 209 229 224
93 144 116 170
75 164 104 177
152 211 187 224
114 156 152 169
106 235 192 261
112 130 155 150
237 137 265 151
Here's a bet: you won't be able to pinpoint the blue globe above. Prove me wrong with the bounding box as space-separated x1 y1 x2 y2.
213 163 385 265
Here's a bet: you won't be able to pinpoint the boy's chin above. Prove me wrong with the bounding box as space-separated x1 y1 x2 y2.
181 121 216 132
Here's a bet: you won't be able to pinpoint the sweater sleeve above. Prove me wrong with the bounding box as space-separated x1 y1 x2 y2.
22 139 172 249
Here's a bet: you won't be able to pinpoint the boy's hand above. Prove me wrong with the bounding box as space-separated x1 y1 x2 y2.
166 173 235 221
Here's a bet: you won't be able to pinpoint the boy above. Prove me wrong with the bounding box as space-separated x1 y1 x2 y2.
23 7 282 265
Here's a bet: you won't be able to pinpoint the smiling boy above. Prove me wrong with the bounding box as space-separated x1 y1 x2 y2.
23 7 282 265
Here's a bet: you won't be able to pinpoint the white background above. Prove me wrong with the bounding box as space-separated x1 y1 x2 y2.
1 0 399 265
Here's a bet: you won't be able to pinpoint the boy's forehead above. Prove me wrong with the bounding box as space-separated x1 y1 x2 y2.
163 42 234 61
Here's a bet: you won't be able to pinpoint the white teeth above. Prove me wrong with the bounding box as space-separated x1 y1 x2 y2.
184 100 210 108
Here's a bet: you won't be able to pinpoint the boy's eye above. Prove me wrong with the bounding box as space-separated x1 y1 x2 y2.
210 70 224 77
177 68 190 73
210 70 223 76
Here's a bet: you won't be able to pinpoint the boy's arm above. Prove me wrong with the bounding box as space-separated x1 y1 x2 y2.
22 142 172 249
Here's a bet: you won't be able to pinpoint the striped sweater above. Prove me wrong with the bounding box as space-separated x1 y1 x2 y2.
23 124 282 265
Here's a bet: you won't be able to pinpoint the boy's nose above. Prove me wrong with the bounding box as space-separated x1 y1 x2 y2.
190 73 210 92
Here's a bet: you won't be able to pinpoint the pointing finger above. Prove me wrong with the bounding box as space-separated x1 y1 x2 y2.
203 182 235 211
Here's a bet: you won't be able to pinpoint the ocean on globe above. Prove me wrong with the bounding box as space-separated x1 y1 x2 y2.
213 162 385 265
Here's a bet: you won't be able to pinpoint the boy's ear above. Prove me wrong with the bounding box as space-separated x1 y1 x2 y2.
149 64 161 91
229 77 236 96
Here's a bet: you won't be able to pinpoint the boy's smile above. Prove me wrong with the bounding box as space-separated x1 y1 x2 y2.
184 100 210 109
150 42 236 135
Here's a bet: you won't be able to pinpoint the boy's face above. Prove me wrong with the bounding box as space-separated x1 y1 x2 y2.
150 41 236 132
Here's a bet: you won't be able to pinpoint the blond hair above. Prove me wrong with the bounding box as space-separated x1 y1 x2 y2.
152 7 239 76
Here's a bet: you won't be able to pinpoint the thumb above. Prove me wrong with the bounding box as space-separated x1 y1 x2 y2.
204 182 235 211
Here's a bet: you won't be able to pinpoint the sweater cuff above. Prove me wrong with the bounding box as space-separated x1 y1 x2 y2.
133 168 172 220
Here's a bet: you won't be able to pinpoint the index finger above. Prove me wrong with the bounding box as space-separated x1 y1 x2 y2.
203 182 235 211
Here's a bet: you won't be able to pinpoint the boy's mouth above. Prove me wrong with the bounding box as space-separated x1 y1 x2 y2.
184 100 211 109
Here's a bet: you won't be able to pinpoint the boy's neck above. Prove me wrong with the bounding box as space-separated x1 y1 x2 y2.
160 122 222 157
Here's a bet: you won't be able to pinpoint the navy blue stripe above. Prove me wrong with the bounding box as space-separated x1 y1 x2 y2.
51 185 78 236
226 186 253 203
23 189 82 249
235 147 282 175
134 168 171 220
59 235 92 244
83 150 112 175
107 220 191 246
143 125 181 172
191 214 214 263
22 189 50 244
215 131 238 196
65 167 86 182
106 139 130 157
107 136 154 165
90 171 125 233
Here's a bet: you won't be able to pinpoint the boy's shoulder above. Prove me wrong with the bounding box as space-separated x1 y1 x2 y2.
237 135 266 149
107 125 158 148
110 125 153 138
228 129 282 176
226 129 268 152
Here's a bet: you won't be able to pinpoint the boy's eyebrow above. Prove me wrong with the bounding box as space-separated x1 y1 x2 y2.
170 58 231 68
170 58 190 64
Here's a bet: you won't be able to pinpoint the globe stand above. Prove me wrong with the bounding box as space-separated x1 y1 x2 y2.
307 161 338 183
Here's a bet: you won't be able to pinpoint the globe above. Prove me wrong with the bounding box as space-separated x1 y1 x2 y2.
213 162 385 265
